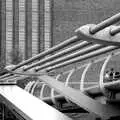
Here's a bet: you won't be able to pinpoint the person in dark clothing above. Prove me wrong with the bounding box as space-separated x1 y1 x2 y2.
104 70 110 82
104 68 116 100
109 68 115 81
104 68 114 82
0 69 8 76
113 71 120 80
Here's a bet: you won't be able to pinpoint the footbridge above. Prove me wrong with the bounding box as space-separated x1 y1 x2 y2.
1 12 120 120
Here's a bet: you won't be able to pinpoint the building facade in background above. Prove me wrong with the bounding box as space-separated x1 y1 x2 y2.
0 0 53 69
0 0 120 68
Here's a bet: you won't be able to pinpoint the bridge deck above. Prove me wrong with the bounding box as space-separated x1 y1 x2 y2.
0 85 71 120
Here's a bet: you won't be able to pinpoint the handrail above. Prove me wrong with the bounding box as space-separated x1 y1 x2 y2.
0 75 20 81
0 74 14 80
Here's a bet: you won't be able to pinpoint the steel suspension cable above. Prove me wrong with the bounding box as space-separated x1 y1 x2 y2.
35 44 104 71
23 41 91 71
46 46 118 71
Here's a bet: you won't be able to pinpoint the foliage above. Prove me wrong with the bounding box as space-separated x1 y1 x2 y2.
9 49 23 65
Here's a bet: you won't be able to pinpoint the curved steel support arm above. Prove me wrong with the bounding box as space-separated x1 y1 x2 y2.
99 55 112 93
80 63 92 92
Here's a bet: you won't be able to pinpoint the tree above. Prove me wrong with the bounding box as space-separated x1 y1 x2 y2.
9 49 23 65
